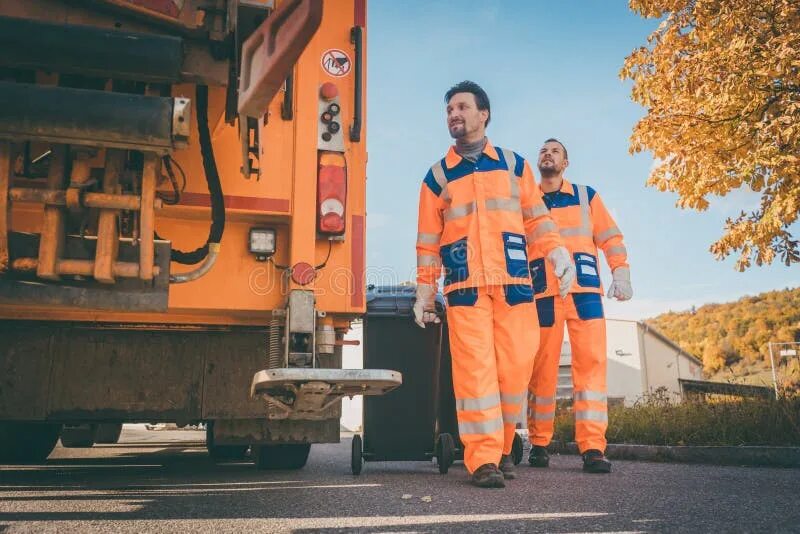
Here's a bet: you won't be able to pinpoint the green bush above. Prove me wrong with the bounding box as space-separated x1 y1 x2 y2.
553 388 800 446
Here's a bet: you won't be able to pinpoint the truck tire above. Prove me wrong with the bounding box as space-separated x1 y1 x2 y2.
0 421 61 464
95 423 123 444
60 424 96 448
253 443 311 470
206 422 248 461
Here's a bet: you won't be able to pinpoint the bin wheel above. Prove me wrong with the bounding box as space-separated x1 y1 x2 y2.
512 432 523 465
436 433 455 474
351 434 363 475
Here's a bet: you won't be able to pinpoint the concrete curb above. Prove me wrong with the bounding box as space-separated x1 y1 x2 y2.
550 442 800 468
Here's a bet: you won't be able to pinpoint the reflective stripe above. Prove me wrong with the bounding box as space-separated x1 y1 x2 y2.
527 220 557 242
500 148 519 199
417 232 441 245
444 201 476 222
458 416 504 435
574 391 607 402
456 392 500 411
606 245 627 256
575 410 608 423
431 162 447 191
417 255 440 267
560 227 592 238
485 197 521 212
500 392 525 405
595 226 622 244
531 395 555 406
577 185 591 233
530 411 555 421
522 204 549 220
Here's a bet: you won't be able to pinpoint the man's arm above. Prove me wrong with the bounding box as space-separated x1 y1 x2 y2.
414 171 445 326
518 159 575 298
590 191 632 300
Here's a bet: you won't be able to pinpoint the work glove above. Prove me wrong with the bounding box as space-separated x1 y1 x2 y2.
547 246 576 299
413 284 441 328
607 267 633 301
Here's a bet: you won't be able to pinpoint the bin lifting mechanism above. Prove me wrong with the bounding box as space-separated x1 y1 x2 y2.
250 369 403 421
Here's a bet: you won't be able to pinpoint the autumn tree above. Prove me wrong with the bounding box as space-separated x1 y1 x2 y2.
621 0 800 270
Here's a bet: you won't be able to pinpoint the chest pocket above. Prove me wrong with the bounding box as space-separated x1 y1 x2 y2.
574 252 600 288
502 232 529 278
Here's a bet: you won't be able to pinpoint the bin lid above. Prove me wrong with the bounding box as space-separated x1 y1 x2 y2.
366 285 445 317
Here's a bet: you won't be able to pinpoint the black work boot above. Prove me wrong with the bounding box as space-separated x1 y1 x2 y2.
528 445 550 467
471 463 505 488
498 454 516 479
582 449 612 473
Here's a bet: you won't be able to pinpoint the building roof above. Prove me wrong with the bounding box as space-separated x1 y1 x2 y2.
638 322 704 366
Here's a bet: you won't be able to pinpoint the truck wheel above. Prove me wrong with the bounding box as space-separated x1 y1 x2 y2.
253 443 311 470
436 433 455 474
351 434 363 475
205 422 249 461
94 423 123 444
0 421 61 463
60 424 96 448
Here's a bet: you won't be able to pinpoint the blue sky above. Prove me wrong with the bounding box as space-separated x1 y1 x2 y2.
363 1 798 319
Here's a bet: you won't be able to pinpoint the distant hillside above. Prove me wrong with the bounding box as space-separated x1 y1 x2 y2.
647 287 800 388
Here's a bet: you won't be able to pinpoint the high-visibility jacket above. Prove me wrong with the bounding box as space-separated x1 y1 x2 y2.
530 178 628 298
416 140 563 294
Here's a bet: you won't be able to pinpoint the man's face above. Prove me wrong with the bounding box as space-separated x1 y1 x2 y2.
538 141 568 178
446 92 488 139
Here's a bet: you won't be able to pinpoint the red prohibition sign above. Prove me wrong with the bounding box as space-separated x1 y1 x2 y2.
321 49 352 77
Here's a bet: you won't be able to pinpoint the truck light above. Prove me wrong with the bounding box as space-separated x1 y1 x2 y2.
317 152 347 235
320 82 338 100
291 262 315 285
249 228 276 261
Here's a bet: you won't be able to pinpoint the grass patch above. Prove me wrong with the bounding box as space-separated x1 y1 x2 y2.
553 389 800 446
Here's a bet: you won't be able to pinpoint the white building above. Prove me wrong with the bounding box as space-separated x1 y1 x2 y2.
558 319 704 405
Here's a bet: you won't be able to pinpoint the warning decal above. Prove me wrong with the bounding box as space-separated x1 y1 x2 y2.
321 49 352 77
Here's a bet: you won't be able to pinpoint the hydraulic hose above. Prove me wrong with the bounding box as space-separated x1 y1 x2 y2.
157 84 226 266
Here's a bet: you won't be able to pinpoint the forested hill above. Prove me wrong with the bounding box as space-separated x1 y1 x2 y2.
647 287 800 384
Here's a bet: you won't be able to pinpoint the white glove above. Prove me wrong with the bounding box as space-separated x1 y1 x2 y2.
413 284 441 328
547 246 576 299
607 267 633 301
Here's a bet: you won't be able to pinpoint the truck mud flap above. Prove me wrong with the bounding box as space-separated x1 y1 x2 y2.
251 368 402 421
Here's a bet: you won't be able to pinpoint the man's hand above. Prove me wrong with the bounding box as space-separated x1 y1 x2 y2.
607 267 633 301
547 246 576 299
413 284 441 328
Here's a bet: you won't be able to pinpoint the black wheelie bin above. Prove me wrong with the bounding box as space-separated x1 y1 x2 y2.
352 285 460 475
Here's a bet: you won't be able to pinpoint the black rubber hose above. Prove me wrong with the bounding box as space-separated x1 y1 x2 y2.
156 85 226 265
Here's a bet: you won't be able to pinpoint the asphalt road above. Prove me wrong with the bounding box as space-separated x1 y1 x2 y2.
1 426 798 533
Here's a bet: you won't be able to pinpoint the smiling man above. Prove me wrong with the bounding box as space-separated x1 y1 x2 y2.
413 82 575 488
526 138 633 474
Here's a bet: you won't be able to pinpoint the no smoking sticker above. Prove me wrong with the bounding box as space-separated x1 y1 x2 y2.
321 49 351 77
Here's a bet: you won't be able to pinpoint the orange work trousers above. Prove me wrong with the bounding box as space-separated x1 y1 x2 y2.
446 284 538 474
527 293 607 453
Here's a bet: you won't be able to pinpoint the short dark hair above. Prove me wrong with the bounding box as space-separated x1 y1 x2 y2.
544 138 568 160
445 80 491 127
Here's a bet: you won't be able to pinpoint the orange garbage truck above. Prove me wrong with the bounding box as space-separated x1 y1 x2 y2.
0 0 400 468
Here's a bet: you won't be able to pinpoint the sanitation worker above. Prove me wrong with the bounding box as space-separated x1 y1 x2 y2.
413 81 575 488
526 138 632 474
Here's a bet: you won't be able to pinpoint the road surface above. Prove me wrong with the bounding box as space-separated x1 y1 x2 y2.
0 426 798 533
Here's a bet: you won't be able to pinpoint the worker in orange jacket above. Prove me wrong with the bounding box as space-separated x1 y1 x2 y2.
526 138 632 474
414 82 576 488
